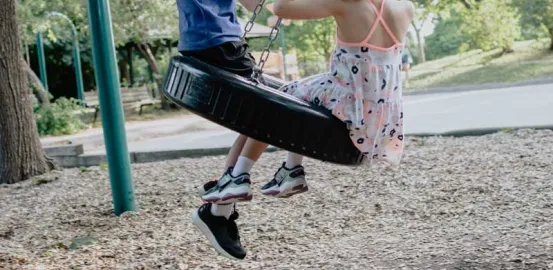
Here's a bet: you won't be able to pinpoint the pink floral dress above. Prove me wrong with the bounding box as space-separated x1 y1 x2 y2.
279 0 405 166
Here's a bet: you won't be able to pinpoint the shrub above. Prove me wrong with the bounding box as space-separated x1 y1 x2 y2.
34 97 87 136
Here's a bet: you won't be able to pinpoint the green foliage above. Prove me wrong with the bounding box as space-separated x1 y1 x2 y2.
33 97 87 136
109 0 178 46
285 18 336 62
459 0 521 52
424 10 470 61
99 163 108 171
511 0 553 42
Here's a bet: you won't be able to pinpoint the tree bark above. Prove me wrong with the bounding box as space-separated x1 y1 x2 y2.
0 0 58 184
411 22 427 63
459 0 472 9
135 42 172 109
549 26 553 51
22 60 50 105
23 38 30 65
118 57 131 86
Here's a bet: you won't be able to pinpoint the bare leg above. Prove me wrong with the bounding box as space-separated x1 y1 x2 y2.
225 134 248 169
240 138 269 162
231 138 269 175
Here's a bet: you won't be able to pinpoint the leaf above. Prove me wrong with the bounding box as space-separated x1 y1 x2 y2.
68 236 96 250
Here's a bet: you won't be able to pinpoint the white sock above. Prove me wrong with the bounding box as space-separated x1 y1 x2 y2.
232 156 255 176
211 203 233 219
285 152 303 169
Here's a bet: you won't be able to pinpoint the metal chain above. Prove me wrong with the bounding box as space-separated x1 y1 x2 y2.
242 0 267 39
254 17 282 79
241 0 283 82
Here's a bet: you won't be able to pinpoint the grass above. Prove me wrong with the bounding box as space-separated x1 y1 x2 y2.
408 39 553 91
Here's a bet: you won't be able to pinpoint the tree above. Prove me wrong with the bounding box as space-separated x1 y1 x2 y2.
285 18 336 60
512 0 553 50
1 0 57 184
458 0 520 53
17 0 96 99
424 10 469 60
410 0 436 63
110 0 178 109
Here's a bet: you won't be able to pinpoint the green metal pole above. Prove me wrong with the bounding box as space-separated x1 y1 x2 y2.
47 12 85 103
36 32 48 91
73 38 85 103
87 0 137 215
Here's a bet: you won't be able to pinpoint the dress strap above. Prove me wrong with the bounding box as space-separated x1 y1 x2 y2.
362 0 401 45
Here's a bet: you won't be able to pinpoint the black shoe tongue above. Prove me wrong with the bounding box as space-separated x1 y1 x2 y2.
229 210 239 221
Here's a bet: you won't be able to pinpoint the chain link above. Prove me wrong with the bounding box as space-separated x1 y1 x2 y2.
241 0 283 82
242 0 267 39
254 18 282 79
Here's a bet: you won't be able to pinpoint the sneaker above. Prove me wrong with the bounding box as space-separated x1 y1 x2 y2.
261 163 308 198
201 168 252 204
192 203 246 260
196 167 234 196
196 179 219 196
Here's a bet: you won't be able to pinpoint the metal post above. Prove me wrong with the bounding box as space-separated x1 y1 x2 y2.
36 32 48 91
47 12 85 103
73 41 85 103
87 0 137 215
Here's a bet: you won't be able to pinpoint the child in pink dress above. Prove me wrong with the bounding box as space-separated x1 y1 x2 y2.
193 0 414 260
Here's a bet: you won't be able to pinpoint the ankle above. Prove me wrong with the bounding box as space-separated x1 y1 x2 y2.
210 203 233 219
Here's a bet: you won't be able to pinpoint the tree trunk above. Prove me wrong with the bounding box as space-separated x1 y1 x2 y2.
0 0 58 184
135 42 172 109
549 26 553 51
118 57 131 86
23 60 50 105
23 38 30 65
412 22 426 63
459 0 472 9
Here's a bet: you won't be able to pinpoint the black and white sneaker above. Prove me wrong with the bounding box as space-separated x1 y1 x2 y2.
201 168 252 204
196 179 219 196
261 162 308 198
192 203 246 260
196 167 235 196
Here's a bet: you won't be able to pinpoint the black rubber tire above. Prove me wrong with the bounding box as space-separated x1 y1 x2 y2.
162 56 365 166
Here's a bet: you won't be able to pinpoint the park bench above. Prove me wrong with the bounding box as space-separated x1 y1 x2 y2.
84 85 160 123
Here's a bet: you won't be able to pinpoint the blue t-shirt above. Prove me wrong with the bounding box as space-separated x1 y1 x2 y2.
177 0 243 51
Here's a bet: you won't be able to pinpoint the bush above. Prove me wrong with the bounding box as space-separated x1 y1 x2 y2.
34 97 87 136
424 10 471 61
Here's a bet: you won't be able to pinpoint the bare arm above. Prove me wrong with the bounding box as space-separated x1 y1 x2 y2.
272 0 345 20
237 0 261 12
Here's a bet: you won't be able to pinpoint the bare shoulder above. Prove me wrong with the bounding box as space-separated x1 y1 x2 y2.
403 0 416 16
393 0 415 19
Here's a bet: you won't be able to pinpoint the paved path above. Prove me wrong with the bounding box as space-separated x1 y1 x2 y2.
41 83 553 155
403 83 553 134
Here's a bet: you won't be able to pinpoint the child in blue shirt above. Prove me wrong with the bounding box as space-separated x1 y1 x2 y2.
178 0 273 260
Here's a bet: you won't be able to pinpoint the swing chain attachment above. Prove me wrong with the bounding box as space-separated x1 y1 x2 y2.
242 0 283 82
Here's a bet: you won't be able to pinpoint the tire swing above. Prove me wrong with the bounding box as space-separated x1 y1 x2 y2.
162 1 365 166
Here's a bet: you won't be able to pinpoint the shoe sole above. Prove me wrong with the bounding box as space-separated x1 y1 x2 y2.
202 193 253 204
191 209 245 260
278 185 309 198
261 183 309 198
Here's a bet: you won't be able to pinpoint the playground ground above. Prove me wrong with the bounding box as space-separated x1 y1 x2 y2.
2 129 553 269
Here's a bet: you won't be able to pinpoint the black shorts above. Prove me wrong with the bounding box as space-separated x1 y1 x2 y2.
180 40 260 80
